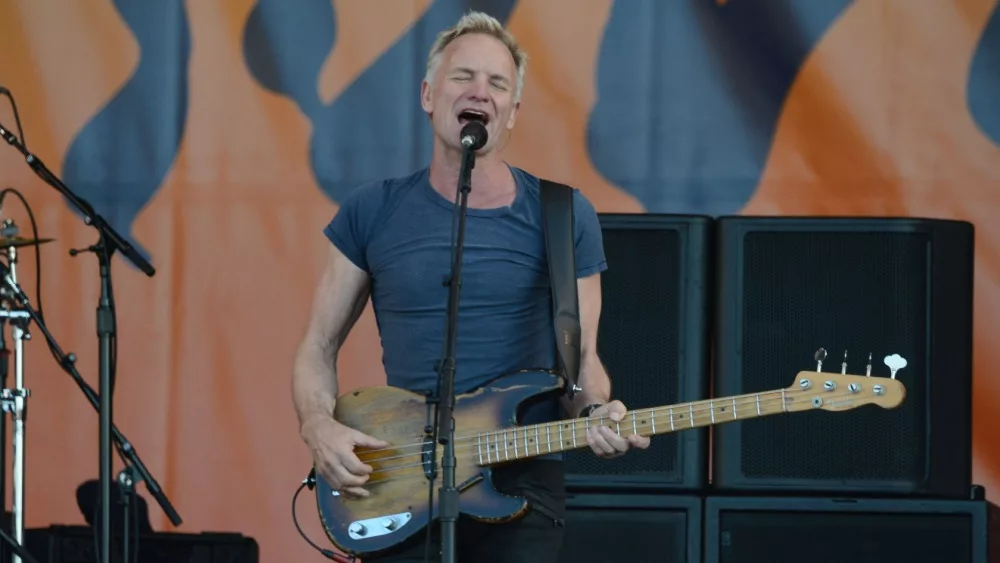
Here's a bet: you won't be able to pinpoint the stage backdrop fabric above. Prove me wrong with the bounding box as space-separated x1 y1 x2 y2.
1 0 999 561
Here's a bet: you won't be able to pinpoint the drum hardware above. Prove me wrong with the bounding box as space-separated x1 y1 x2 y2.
0 220 33 563
3 108 167 563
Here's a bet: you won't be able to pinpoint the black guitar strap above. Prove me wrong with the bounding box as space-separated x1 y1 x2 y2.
540 179 581 398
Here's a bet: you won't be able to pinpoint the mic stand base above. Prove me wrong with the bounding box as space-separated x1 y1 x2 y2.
0 525 39 563
116 465 141 563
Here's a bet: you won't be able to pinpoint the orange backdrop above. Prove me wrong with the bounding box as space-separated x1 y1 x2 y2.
1 0 999 561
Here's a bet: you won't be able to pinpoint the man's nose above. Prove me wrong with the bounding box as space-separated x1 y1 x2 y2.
467 78 490 100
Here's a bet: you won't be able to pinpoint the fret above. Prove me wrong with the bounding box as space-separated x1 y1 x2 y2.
651 409 657 433
615 420 620 435
732 397 737 419
523 427 529 455
513 428 519 458
632 412 637 436
534 426 540 454
558 424 564 451
688 404 695 427
755 394 761 416
546 424 551 453
710 401 716 424
781 389 787 412
477 433 484 464
669 406 675 430
572 421 578 448
503 429 509 460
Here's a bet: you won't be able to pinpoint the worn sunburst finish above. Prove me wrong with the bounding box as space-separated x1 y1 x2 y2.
315 369 564 557
315 364 908 557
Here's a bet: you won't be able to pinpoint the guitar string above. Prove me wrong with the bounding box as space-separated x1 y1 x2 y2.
327 387 877 487
345 386 866 489
359 390 815 481
348 388 792 465
349 387 865 473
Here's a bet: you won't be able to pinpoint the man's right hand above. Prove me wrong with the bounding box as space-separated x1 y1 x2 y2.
301 416 389 498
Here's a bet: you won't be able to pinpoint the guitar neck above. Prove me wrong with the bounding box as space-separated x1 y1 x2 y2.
476 388 793 465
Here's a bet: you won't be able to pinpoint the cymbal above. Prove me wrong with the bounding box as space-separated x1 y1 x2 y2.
0 236 54 249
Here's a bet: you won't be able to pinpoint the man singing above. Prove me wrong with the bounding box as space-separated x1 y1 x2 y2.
292 11 650 562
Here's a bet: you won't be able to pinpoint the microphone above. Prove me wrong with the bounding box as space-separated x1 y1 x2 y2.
460 121 488 151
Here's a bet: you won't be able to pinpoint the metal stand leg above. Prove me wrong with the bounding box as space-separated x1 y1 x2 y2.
0 240 31 563
1 310 29 563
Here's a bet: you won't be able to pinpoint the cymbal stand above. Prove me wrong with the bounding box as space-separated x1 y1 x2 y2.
0 241 30 563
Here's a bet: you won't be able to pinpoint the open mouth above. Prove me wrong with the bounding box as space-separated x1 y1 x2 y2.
457 109 490 126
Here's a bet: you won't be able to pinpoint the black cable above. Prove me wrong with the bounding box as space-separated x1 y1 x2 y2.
0 88 26 154
293 473 355 562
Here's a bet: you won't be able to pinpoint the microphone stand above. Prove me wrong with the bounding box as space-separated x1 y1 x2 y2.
433 135 479 563
0 119 167 563
0 264 181 535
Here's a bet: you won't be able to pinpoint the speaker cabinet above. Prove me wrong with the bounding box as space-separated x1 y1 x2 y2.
563 214 713 491
25 525 259 562
711 216 974 497
704 494 1000 563
558 493 701 563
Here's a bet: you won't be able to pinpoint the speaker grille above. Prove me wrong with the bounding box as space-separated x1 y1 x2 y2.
564 214 711 491
739 231 926 481
559 494 701 563
704 496 992 563
712 217 974 496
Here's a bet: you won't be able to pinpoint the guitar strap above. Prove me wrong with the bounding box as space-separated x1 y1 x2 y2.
539 179 581 398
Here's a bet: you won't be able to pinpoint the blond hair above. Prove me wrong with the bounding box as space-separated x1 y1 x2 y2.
424 11 528 102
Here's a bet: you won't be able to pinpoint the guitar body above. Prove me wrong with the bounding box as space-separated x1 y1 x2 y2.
315 369 565 557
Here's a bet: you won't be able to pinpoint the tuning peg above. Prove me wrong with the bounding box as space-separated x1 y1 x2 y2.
866 353 872 377
841 350 848 374
814 348 827 372
883 354 907 380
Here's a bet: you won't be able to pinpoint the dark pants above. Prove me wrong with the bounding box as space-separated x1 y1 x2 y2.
368 459 566 563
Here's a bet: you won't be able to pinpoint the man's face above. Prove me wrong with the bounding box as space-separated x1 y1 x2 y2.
421 33 520 153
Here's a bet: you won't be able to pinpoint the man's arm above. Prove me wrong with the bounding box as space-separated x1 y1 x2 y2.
567 271 652 458
561 272 612 418
292 244 371 434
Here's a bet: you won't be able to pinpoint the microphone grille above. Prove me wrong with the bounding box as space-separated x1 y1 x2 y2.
460 121 488 150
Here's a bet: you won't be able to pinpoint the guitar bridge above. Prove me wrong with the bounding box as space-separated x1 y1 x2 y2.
348 512 412 540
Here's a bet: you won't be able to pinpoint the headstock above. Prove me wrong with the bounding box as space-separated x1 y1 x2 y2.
783 348 907 413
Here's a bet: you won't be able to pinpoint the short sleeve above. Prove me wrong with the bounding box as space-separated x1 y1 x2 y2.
322 181 387 273
572 189 608 278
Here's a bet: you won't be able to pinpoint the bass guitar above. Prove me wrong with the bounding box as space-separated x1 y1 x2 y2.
315 351 908 558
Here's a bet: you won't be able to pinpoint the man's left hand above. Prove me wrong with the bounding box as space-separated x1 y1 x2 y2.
584 400 652 459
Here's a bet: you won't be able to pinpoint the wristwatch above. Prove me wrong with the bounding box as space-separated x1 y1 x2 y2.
578 403 605 418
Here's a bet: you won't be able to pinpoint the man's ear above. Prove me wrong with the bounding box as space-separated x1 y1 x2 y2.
420 81 433 114
506 100 521 130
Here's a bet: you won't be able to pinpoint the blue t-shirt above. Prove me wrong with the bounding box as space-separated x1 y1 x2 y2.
324 165 607 425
